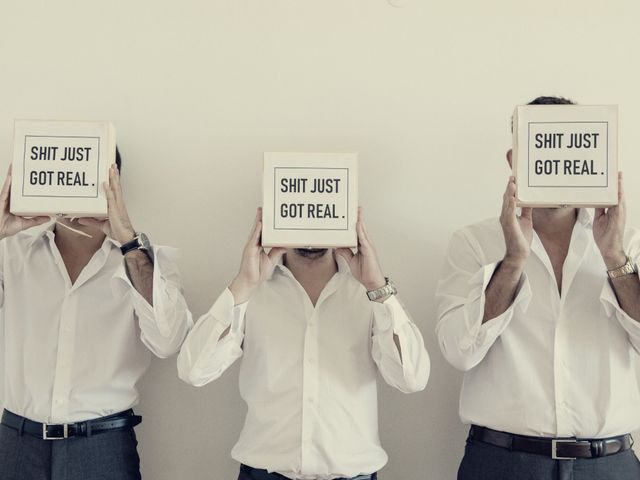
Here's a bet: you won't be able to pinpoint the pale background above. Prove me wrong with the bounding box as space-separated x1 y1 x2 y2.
1 1 640 479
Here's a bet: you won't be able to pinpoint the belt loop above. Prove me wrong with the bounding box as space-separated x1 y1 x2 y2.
86 420 93 437
17 418 25 436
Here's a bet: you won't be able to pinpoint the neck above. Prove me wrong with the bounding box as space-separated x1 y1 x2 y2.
532 207 578 237
284 249 338 285
54 219 106 254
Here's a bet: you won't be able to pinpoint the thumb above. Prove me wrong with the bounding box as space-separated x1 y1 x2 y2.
23 216 50 228
335 247 355 263
267 247 286 263
520 207 533 221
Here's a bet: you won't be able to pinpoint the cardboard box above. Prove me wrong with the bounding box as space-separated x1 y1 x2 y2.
512 105 618 207
262 152 358 248
10 119 116 217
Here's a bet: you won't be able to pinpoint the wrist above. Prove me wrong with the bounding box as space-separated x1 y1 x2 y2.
117 229 136 245
602 250 627 270
363 276 386 292
501 255 526 275
229 276 257 305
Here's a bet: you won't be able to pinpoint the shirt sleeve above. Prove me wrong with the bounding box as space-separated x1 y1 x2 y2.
177 288 247 387
599 228 640 353
0 239 5 309
371 295 430 393
435 228 532 372
115 245 194 358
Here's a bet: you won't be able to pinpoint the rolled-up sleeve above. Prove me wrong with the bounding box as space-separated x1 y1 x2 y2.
177 288 247 387
116 246 193 358
599 229 640 353
435 229 532 372
371 295 430 393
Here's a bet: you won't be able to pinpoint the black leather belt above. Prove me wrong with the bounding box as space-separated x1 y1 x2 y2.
470 425 633 460
1 409 142 440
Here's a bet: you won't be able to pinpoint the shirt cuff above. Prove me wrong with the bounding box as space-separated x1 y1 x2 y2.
207 288 248 336
600 277 640 346
112 245 180 336
459 261 532 351
371 295 412 334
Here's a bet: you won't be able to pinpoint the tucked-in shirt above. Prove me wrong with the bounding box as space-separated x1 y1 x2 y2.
436 209 640 438
0 222 193 423
178 255 430 480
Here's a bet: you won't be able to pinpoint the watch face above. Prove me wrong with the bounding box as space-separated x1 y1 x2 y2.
138 233 151 249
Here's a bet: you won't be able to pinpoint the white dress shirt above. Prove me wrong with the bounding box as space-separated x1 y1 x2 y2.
178 255 429 480
0 222 193 424
436 209 640 439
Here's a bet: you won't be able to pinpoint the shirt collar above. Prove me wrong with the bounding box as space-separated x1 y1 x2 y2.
273 249 351 279
25 221 56 250
26 220 120 251
576 208 594 229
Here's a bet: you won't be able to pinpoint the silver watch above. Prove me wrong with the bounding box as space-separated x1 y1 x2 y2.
366 277 397 301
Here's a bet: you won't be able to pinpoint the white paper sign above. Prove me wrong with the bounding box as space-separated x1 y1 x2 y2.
11 120 116 217
513 105 618 207
262 152 358 248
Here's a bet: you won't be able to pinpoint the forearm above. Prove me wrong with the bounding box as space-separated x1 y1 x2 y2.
608 275 640 322
482 257 525 323
124 250 154 305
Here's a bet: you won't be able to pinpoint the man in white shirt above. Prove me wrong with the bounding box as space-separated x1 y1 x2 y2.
0 151 193 480
178 207 429 480
436 96 640 480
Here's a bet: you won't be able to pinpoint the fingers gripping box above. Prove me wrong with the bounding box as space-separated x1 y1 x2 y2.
512 105 618 207
10 119 116 218
262 152 358 248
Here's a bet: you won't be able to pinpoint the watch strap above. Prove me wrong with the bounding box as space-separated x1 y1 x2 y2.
120 233 149 256
366 277 397 301
607 255 638 279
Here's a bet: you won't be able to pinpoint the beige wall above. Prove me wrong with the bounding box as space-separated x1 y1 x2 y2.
1 1 640 478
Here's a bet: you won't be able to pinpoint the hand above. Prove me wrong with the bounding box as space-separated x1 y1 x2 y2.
0 165 49 240
336 207 386 292
594 172 627 269
500 176 533 267
79 164 136 244
229 208 286 304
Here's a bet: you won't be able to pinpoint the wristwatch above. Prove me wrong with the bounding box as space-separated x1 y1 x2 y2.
120 232 151 256
607 255 638 279
366 277 398 301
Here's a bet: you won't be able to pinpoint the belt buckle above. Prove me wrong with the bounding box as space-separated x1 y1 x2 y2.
42 423 69 440
551 439 577 460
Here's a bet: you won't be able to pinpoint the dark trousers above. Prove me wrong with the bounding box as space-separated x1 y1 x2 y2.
0 422 141 480
458 434 640 480
238 464 378 480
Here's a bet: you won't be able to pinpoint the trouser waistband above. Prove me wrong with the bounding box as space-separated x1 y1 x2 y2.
1 409 142 440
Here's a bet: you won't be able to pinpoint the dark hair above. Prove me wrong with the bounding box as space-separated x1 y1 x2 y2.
512 96 576 131
527 96 575 105
115 146 122 172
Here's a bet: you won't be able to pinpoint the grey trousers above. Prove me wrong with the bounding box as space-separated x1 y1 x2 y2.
0 423 141 480
458 435 640 480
